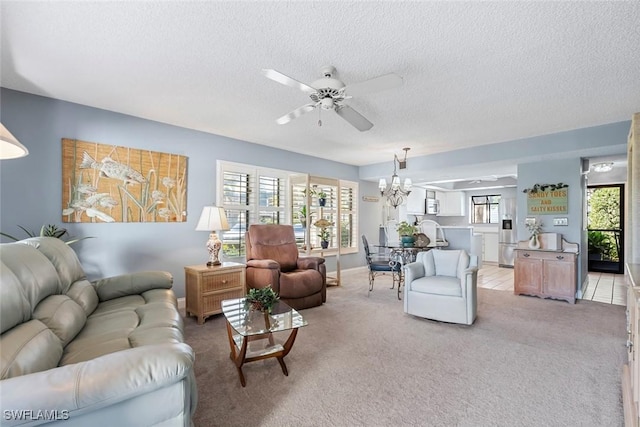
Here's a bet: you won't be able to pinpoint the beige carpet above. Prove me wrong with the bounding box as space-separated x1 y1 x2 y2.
185 269 626 427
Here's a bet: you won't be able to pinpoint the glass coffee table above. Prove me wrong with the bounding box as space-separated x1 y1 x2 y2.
221 298 308 387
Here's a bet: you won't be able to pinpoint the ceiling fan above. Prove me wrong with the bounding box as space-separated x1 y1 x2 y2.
262 65 403 132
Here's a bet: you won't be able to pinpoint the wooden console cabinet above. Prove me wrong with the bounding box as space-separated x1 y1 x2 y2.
514 249 577 303
623 264 640 427
185 262 246 324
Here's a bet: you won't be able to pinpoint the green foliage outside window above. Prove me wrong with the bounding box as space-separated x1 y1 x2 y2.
587 187 621 261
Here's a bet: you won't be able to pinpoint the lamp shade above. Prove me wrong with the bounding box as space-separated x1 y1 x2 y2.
0 123 29 159
195 206 230 231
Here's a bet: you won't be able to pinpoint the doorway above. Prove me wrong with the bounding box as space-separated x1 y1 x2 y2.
587 184 624 274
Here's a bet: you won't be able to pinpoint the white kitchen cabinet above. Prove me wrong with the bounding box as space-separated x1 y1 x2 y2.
436 191 466 216
406 187 426 214
483 233 499 263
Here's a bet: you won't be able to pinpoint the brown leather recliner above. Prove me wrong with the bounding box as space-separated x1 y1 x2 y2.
245 224 326 310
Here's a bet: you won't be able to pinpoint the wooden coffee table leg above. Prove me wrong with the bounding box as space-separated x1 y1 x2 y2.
226 320 249 387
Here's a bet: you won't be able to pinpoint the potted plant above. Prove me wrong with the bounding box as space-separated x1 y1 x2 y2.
0 224 93 246
396 221 417 247
245 285 279 313
317 191 328 207
314 218 333 249
298 205 313 228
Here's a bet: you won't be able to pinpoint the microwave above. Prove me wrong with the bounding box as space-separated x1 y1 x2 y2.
426 191 438 214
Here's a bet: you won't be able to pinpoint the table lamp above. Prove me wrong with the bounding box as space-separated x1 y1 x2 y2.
195 206 230 266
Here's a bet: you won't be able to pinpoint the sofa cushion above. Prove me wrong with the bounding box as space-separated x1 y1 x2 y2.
60 296 182 365
66 279 99 316
22 237 86 294
33 295 87 346
433 250 461 277
0 261 31 334
0 243 62 310
410 275 462 297
0 320 63 379
279 269 324 299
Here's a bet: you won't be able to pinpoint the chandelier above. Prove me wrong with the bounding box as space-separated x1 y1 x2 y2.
378 147 412 208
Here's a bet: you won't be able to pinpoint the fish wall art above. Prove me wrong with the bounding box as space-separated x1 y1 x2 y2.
62 139 188 223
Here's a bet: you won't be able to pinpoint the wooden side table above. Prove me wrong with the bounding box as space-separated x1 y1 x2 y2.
184 262 246 324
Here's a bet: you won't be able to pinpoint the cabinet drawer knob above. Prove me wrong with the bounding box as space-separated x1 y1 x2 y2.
556 255 564 260
523 253 530 257
221 279 228 284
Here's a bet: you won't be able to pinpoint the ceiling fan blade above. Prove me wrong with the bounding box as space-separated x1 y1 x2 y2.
335 105 373 132
262 69 317 94
276 103 317 125
345 73 403 97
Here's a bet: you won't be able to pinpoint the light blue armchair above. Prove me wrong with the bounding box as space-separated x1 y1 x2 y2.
403 249 478 325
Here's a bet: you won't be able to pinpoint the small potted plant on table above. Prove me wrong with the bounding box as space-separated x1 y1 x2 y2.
396 221 418 247
245 285 279 313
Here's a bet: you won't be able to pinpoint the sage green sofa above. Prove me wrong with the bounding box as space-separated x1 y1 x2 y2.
0 237 197 426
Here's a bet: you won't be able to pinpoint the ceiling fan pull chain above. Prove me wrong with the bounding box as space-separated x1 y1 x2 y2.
318 107 322 127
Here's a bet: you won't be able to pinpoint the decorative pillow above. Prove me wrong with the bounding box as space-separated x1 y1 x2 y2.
432 250 461 277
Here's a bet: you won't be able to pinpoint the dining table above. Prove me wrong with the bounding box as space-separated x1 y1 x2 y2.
374 245 431 299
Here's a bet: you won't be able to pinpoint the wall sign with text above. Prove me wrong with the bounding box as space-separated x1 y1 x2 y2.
523 183 569 215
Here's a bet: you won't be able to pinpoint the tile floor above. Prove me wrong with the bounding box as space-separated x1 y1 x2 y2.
478 263 627 306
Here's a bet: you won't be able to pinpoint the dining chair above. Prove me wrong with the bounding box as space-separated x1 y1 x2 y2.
362 235 401 296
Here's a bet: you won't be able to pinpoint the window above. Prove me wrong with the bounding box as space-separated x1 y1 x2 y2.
218 162 288 257
218 162 359 258
339 182 358 252
471 195 500 224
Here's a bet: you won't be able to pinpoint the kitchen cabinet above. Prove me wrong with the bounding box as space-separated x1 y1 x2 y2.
436 191 466 216
514 249 577 303
482 233 499 263
623 265 640 427
406 187 426 214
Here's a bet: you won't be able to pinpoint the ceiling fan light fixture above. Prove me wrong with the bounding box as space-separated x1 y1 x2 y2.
592 162 614 173
321 97 334 110
263 65 402 132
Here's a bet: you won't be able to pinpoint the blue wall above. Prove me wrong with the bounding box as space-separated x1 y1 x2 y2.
1 88 631 300
0 89 371 297
517 158 587 295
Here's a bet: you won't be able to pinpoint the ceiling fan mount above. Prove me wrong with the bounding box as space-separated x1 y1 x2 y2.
262 65 403 132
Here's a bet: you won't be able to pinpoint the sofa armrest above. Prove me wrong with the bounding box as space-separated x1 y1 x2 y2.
461 268 478 298
92 271 173 302
297 256 325 270
0 343 195 426
404 261 425 287
246 259 280 270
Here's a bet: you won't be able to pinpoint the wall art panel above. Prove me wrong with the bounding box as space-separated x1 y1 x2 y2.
62 139 187 223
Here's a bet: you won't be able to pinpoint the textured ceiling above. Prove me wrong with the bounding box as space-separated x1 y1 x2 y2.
1 1 639 174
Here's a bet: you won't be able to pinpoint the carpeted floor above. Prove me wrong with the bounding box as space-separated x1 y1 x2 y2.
185 269 627 427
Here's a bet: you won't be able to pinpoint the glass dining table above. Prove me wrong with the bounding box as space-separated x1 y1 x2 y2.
375 245 431 299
